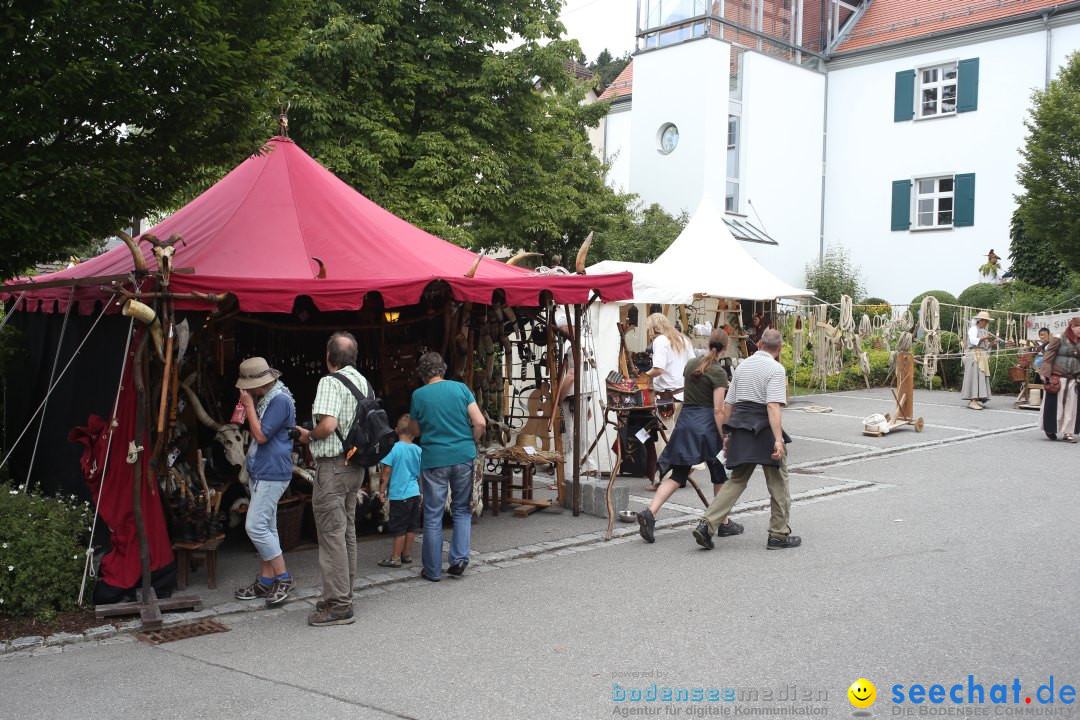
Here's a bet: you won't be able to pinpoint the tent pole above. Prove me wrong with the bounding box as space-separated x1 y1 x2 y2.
572 303 583 516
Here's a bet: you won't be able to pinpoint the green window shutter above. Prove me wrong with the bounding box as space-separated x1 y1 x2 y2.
891 180 912 231
957 58 979 113
894 70 915 122
954 173 975 226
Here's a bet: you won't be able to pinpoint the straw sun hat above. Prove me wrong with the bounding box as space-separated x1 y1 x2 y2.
973 311 993 321
235 357 281 390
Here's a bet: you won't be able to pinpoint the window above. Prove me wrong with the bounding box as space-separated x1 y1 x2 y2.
915 176 953 228
894 58 978 122
893 174 974 231
658 123 679 154
726 115 740 212
918 63 957 118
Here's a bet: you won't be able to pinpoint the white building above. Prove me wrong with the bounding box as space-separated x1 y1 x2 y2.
599 0 1080 303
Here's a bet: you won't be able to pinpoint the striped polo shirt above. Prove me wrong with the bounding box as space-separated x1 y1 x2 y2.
725 351 787 407
310 365 370 459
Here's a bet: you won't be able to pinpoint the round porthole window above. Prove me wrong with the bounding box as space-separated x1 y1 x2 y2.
658 123 679 154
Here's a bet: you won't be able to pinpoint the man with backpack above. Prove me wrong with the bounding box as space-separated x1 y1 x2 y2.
295 331 371 627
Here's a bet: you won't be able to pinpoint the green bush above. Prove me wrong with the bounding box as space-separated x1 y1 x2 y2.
909 290 959 334
957 283 1004 310
0 484 93 621
989 348 1026 395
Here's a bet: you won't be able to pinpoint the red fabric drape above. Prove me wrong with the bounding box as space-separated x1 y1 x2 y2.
68 346 173 589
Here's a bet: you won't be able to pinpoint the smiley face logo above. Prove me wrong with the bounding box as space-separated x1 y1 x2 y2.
848 679 876 709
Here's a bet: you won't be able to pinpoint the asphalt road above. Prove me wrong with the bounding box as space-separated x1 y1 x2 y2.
2 389 1077 720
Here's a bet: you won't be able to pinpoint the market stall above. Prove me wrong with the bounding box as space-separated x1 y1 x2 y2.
1 136 633 622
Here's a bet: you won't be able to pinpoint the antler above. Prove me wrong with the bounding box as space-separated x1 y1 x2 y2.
575 232 593 274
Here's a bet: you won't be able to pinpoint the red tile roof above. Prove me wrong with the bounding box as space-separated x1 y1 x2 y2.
835 0 1064 53
599 61 634 100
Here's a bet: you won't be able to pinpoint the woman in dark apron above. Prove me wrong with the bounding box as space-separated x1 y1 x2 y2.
637 329 742 543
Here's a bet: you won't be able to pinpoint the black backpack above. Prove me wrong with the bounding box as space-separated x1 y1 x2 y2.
331 372 395 467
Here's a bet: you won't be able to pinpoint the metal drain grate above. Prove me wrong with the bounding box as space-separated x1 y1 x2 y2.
137 619 230 645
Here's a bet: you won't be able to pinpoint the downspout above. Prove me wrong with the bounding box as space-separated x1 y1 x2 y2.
819 71 829 263
1044 12 1053 88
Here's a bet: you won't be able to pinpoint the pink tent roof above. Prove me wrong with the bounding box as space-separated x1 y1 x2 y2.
5 137 631 313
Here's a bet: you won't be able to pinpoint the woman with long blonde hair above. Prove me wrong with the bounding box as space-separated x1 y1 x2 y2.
637 328 741 543
642 313 694 490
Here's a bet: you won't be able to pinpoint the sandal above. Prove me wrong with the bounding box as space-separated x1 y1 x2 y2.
377 557 402 568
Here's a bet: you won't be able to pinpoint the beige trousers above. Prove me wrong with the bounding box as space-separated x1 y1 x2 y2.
701 454 791 538
313 456 364 610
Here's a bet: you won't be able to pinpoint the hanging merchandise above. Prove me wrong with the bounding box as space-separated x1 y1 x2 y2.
919 295 941 384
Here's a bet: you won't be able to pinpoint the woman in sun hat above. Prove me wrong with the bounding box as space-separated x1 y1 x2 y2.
233 357 297 606
961 311 998 410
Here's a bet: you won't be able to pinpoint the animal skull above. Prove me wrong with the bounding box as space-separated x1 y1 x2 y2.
214 423 251 486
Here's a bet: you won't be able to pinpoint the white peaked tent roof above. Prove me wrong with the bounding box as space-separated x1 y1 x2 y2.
588 195 815 303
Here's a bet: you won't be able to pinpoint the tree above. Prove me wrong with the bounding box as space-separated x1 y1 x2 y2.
279 0 631 263
590 203 688 264
805 245 864 321
1007 211 1069 287
1016 51 1080 274
0 0 305 281
589 49 632 87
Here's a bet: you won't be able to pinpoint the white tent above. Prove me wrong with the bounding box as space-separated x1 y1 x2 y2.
576 195 814 473
587 195 815 302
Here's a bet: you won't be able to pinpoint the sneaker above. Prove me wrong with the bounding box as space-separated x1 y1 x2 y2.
265 579 291 607
767 535 802 550
967 400 984 410
692 520 715 550
447 561 467 577
717 520 744 537
400 554 413 565
637 508 656 544
420 568 440 582
235 579 272 601
308 605 355 627
377 557 402 568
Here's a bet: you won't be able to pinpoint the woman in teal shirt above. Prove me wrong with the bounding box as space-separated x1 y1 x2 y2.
409 352 486 581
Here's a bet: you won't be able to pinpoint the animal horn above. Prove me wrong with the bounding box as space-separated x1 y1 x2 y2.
179 375 223 431
312 256 327 279
465 250 486 278
116 229 148 274
505 251 541 267
122 299 164 361
575 232 593 274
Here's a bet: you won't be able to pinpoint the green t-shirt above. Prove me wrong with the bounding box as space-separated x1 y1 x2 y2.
409 380 477 470
681 356 730 407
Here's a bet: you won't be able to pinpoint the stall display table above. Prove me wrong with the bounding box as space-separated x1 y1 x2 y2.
172 534 225 590
482 447 562 517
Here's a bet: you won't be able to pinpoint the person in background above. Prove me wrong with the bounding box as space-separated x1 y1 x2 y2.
234 357 296 607
295 332 369 627
637 329 741 544
1039 317 1080 443
409 352 486 581
643 313 694 491
1033 327 1052 372
692 329 800 551
377 415 422 568
961 311 998 410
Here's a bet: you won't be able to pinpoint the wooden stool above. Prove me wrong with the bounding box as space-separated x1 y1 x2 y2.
482 474 506 516
172 534 225 590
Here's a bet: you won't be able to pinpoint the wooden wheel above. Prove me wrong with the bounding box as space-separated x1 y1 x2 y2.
915 417 924 432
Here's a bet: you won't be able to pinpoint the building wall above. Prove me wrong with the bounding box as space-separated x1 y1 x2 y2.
628 37 731 216
824 21 1080 303
604 103 633 193
739 51 826 289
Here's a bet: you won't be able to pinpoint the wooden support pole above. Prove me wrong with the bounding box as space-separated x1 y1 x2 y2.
572 303 583 517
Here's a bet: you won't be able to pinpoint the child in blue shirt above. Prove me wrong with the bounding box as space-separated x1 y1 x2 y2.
377 414 422 568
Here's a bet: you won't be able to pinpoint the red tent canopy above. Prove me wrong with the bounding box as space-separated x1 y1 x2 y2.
5 137 632 314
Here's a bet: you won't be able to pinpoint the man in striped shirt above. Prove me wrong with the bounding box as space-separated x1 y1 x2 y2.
295 332 370 626
692 328 801 551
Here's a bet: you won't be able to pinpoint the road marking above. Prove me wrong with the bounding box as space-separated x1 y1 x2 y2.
804 393 1033 416
788 434 878 450
791 408 977 432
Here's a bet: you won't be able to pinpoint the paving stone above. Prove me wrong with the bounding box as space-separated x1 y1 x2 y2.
211 601 245 615
281 600 313 613
355 588 387 598
366 573 394 584
31 646 64 657
10 636 44 650
471 565 498 574
0 650 34 661
45 632 82 647
118 620 143 632
292 586 320 600
98 636 135 646
83 625 116 641
555 548 577 556
563 477 627 518
161 613 187 627
61 641 100 653
385 569 413 580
